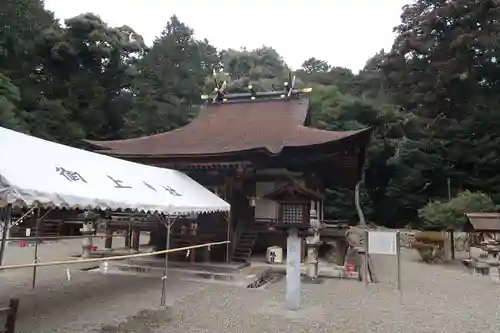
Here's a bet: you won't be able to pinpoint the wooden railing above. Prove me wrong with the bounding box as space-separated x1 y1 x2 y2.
0 299 19 333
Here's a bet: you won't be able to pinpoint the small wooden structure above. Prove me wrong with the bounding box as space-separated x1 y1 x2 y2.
263 181 324 227
464 213 500 233
464 212 500 245
263 181 325 262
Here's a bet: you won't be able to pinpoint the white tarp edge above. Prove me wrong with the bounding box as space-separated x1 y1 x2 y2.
0 127 230 215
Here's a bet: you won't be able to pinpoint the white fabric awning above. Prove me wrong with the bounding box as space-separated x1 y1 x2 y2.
0 127 230 215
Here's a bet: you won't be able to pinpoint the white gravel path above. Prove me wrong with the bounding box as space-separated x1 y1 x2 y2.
1 240 499 333
152 249 500 333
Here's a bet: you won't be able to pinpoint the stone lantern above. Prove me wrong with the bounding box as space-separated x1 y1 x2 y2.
80 211 98 258
304 208 324 283
263 181 325 310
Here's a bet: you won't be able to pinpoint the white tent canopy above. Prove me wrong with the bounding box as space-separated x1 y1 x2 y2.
0 127 230 215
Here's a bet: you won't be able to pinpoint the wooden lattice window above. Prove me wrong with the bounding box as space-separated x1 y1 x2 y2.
282 204 304 224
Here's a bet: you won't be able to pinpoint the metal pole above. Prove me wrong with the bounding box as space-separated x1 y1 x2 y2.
127 218 132 266
396 231 401 293
226 212 231 263
32 209 41 290
364 229 369 286
0 205 12 266
160 215 171 307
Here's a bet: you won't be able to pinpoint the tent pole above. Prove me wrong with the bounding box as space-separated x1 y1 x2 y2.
226 212 231 263
127 218 132 266
0 204 12 266
160 215 171 307
32 208 41 290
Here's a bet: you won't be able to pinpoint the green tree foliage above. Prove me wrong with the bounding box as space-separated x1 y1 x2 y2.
3 0 500 229
124 15 219 136
301 57 331 73
419 191 497 230
0 73 25 131
207 46 296 93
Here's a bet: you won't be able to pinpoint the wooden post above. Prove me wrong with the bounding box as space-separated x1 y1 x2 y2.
190 248 196 263
148 230 156 246
124 230 131 248
5 298 19 333
224 175 234 263
301 238 306 263
104 229 113 249
132 229 140 251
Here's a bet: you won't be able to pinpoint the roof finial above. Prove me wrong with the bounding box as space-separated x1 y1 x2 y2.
248 85 256 100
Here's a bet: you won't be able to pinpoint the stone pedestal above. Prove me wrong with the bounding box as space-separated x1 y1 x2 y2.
304 242 322 283
487 260 500 284
80 222 95 259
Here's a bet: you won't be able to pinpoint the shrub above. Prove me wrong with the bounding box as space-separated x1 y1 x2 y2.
418 190 496 230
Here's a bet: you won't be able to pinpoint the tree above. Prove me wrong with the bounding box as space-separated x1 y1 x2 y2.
0 0 55 79
419 190 497 230
126 15 218 136
301 57 331 73
383 0 500 120
0 73 26 131
382 0 500 225
208 46 294 93
0 0 56 134
37 13 146 142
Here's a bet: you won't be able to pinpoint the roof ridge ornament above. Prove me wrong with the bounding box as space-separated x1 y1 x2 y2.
201 70 312 105
212 70 227 103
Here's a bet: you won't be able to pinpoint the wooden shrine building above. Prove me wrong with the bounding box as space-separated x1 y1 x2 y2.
86 85 372 264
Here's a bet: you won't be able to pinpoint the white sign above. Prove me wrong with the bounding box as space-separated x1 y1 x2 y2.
25 228 31 237
368 231 398 255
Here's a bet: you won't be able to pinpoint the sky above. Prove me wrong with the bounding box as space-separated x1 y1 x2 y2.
44 0 411 72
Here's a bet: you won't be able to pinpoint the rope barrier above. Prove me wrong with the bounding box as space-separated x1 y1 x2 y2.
0 240 230 271
7 235 129 242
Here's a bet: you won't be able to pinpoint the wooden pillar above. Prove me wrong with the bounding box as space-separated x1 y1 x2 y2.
190 248 196 263
148 231 156 245
132 229 140 251
124 230 131 248
301 238 306 263
225 174 234 263
104 229 113 249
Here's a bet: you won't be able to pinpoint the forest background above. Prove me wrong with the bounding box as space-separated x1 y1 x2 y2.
2 0 500 229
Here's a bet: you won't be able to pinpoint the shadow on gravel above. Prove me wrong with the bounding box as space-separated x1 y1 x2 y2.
97 308 172 333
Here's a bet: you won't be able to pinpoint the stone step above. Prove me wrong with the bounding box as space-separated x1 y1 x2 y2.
232 254 250 262
234 249 252 255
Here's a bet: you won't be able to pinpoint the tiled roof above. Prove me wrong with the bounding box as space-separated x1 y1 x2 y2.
87 98 370 157
465 213 500 231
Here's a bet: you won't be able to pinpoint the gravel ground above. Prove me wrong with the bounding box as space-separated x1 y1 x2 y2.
151 250 500 333
1 240 500 333
0 237 205 333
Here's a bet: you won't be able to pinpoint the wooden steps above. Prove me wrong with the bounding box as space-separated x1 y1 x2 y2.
231 222 268 263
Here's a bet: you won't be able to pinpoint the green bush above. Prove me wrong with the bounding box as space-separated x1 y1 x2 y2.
418 190 496 230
